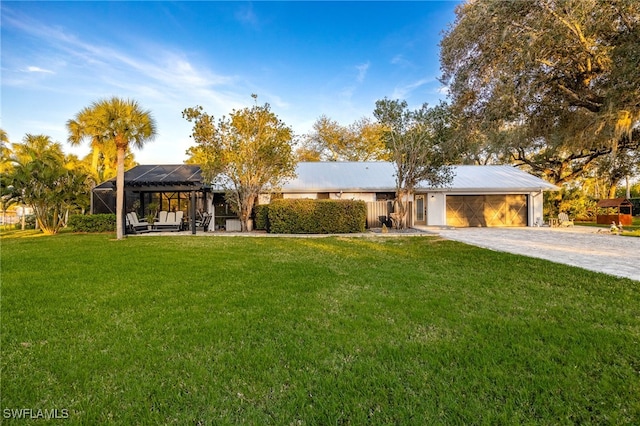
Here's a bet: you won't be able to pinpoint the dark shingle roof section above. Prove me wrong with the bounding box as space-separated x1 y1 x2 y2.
94 164 203 190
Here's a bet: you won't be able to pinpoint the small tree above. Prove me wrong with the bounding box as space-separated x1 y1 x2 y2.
374 99 454 229
183 95 297 231
7 135 91 234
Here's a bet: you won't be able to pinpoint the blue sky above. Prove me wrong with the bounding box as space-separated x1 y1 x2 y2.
1 1 460 164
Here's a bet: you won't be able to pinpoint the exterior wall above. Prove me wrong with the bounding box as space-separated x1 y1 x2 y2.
258 194 271 205
529 191 544 227
332 192 376 202
282 192 376 202
426 192 447 226
283 193 318 200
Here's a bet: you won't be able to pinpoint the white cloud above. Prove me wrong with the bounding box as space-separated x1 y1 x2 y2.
235 3 259 28
26 66 54 74
5 8 246 111
390 54 411 67
355 62 370 83
392 77 434 100
1 8 259 163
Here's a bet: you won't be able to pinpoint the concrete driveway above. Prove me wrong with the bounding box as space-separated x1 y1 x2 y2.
431 226 640 281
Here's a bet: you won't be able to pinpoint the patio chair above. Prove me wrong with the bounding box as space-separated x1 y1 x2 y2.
379 215 392 227
127 212 149 233
558 212 574 227
196 213 212 231
175 211 184 230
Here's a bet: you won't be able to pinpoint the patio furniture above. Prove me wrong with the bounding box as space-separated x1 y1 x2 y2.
378 215 392 227
126 212 152 233
196 212 212 231
558 212 574 227
155 210 184 231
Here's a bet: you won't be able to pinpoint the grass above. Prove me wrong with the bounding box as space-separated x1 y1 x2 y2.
576 216 640 236
1 232 639 424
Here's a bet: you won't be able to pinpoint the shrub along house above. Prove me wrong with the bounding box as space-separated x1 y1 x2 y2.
92 162 558 232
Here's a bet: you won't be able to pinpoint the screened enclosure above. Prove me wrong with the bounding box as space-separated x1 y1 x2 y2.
91 165 212 233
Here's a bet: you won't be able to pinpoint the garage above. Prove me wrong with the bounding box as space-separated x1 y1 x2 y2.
446 194 528 227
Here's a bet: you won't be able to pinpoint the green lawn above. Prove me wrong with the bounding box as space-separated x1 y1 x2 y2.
1 232 639 424
576 216 640 236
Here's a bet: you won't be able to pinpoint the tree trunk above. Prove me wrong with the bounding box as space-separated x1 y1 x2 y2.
240 194 255 232
608 183 618 199
91 147 101 178
116 147 126 239
626 175 631 199
392 190 410 229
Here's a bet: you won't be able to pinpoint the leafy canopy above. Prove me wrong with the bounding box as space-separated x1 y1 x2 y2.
67 97 156 239
374 99 454 229
184 95 296 231
440 0 640 184
6 135 91 234
296 115 389 162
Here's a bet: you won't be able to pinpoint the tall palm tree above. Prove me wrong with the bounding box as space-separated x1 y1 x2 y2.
67 97 156 239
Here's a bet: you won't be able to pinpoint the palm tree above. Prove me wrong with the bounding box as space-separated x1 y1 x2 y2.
67 110 106 179
0 129 12 175
7 134 83 234
67 97 156 239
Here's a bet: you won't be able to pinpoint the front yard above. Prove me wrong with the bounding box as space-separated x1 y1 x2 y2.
1 232 638 424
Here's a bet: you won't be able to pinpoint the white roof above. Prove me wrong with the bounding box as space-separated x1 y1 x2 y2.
281 162 558 193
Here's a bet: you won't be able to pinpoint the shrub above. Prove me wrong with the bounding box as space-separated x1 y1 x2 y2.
544 187 597 221
68 214 116 233
267 199 366 234
254 205 270 231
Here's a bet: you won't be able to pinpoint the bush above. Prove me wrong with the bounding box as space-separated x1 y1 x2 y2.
544 187 597 221
254 204 270 231
68 214 116 233
267 199 366 234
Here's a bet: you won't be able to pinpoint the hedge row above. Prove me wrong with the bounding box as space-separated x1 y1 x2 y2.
254 204 269 231
68 214 116 232
264 199 366 234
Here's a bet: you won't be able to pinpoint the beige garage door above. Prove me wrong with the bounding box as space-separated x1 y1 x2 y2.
446 195 528 227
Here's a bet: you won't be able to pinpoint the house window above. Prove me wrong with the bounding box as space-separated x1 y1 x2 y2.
376 192 395 201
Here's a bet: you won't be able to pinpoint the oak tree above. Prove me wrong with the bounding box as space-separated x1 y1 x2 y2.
440 0 640 185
